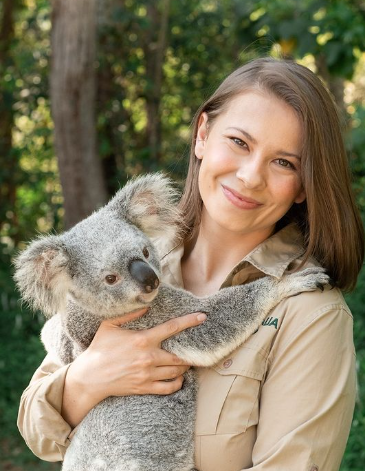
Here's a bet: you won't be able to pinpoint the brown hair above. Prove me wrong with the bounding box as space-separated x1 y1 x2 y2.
179 57 364 292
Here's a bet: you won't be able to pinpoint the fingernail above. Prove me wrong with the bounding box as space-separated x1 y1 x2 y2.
197 313 207 322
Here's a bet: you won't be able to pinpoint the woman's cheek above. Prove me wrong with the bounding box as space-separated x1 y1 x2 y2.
274 175 304 206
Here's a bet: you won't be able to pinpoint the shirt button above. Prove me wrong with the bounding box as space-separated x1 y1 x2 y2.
223 359 233 368
310 466 319 471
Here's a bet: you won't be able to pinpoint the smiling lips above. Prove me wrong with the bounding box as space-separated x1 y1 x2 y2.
221 184 263 210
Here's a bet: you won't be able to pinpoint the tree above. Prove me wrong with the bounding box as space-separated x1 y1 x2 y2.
50 0 108 229
142 0 170 164
249 0 365 112
0 0 22 242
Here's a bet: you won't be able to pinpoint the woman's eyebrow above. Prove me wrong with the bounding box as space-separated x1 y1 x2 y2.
277 150 301 160
226 127 257 144
226 126 301 160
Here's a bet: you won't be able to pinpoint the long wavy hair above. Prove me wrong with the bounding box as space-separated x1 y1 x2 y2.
178 57 364 292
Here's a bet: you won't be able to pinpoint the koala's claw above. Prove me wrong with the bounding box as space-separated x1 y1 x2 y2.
316 281 325 292
277 266 330 300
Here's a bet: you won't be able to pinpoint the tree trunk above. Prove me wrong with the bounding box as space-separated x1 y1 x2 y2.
143 0 170 165
0 0 19 241
97 0 129 195
51 0 108 229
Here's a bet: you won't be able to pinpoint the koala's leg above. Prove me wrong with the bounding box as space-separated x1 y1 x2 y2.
41 315 79 365
41 300 101 365
156 267 329 367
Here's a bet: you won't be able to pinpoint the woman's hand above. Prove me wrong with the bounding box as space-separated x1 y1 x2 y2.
62 309 207 428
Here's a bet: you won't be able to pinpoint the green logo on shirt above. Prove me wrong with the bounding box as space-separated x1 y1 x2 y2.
262 316 278 329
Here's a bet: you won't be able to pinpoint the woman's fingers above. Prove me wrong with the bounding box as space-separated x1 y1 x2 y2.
153 365 190 381
100 311 207 346
80 310 205 399
144 312 207 343
150 376 185 396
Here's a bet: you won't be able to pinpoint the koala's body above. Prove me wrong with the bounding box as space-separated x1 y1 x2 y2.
14 174 329 471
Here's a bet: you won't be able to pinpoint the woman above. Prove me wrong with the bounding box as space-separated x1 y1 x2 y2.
18 58 364 470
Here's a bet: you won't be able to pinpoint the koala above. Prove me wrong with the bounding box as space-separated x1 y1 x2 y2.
14 173 329 471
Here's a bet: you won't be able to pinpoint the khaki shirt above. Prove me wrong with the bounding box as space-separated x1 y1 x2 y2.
18 224 356 470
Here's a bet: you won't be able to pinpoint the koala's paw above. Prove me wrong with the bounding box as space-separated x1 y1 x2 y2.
279 267 331 298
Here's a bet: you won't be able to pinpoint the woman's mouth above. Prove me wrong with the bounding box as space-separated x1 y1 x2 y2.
221 184 263 210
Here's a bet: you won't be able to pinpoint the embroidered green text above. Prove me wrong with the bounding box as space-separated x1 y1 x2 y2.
262 317 278 329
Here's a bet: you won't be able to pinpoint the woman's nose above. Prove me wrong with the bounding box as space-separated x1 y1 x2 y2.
235 154 266 190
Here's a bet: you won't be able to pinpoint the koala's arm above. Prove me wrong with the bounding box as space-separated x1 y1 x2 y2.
141 267 329 367
41 299 100 365
41 315 79 365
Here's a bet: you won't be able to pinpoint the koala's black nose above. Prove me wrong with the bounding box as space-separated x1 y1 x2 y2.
129 260 160 293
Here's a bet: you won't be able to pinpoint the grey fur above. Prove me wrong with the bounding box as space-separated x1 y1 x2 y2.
14 174 329 471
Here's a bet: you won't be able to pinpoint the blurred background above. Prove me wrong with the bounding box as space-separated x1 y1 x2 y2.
0 0 364 469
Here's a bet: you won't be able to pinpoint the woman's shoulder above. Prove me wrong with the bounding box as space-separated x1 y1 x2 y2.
278 283 351 323
268 223 352 330
239 282 353 363
280 244 353 322
266 284 354 359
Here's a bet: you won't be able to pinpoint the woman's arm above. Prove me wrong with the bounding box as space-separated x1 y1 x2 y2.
18 310 206 460
17 355 72 461
250 294 356 470
195 289 356 471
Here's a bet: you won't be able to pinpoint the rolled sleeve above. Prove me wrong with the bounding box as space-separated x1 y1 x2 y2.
249 294 356 470
17 354 72 462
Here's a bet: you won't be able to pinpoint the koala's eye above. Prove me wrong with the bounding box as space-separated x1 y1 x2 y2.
142 247 149 258
105 274 118 285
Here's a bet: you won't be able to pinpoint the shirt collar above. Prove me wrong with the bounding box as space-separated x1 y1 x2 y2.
156 223 306 289
243 223 305 278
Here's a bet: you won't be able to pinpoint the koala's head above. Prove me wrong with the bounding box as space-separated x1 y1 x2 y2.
14 173 181 319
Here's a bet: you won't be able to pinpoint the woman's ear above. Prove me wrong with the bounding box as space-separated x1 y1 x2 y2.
294 188 306 204
194 112 208 160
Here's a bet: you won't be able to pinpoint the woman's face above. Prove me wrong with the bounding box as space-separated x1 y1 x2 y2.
194 90 306 239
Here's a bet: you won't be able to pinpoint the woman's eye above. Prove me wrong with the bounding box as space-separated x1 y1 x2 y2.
277 158 295 170
231 137 248 149
105 274 118 285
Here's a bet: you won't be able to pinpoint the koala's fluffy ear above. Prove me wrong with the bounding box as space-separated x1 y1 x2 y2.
14 235 72 317
108 173 183 240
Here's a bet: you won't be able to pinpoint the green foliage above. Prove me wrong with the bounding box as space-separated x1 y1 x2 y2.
250 0 365 77
348 102 365 209
342 267 365 470
0 255 61 469
0 0 63 248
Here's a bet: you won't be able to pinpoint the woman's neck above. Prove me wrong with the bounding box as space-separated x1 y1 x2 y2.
181 215 274 296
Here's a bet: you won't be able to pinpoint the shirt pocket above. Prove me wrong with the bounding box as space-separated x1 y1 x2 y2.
195 345 267 436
